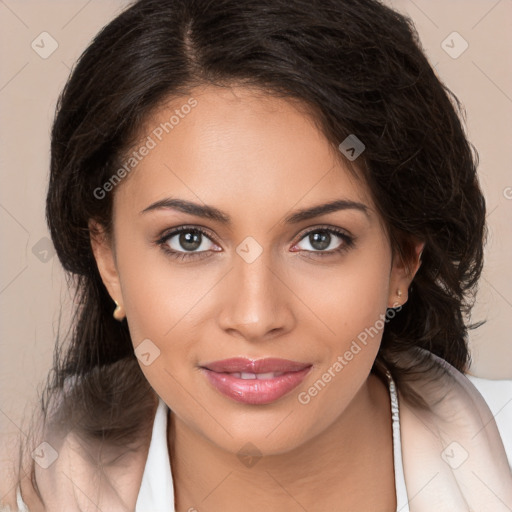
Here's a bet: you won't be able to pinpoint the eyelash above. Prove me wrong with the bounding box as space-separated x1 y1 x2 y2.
155 225 355 261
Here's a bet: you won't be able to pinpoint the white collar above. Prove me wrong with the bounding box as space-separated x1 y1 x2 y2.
135 396 175 511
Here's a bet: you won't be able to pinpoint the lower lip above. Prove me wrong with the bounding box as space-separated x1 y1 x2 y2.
201 367 312 405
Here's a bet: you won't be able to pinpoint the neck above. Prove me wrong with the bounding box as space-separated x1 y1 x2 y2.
168 371 396 512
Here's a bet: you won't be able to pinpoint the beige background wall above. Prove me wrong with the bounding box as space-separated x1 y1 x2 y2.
1 0 511 445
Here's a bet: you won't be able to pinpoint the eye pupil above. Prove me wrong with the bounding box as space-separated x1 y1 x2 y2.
180 231 202 251
310 231 331 251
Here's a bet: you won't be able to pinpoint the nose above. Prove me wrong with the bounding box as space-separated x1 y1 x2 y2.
217 250 295 343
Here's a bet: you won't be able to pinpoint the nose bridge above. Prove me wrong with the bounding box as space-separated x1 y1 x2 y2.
218 240 292 339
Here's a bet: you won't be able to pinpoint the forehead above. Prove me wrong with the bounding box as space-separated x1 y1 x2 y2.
113 85 374 222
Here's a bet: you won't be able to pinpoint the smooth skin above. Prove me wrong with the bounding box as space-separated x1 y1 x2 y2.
91 84 423 512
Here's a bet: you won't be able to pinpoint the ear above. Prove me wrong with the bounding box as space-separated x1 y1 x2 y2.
89 219 124 312
387 239 425 308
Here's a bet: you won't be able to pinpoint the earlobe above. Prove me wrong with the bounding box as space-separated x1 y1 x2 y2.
389 287 404 310
88 219 124 316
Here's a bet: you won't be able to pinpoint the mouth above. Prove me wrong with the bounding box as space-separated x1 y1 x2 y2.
199 357 312 405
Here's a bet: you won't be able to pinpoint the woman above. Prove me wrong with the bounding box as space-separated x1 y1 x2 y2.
1 0 511 510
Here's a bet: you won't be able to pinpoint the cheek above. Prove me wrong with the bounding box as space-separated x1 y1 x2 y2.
114 228 205 338
114 245 205 409
291 254 391 435
114 235 222 389
292 247 391 351
290 240 391 387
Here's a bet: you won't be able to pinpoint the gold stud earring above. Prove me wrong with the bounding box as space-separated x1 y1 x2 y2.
113 300 125 321
397 289 402 298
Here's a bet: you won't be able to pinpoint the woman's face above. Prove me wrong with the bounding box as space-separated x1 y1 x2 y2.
92 85 414 455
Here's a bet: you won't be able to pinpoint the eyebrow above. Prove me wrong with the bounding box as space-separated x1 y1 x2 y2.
140 197 369 224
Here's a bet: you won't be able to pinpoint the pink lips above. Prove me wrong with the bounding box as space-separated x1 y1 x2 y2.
200 357 312 405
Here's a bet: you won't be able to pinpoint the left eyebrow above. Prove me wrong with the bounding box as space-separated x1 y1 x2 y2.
283 199 369 224
140 197 369 224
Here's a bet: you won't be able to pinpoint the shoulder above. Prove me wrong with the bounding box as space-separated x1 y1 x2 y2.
393 348 512 508
465 373 512 468
1 411 156 512
36 429 150 511
389 345 512 467
2 359 159 511
0 427 152 512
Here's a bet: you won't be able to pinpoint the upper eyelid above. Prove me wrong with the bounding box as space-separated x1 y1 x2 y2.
296 224 352 239
159 224 217 240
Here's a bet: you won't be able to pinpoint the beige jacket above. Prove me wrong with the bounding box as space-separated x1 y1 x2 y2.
2 347 512 511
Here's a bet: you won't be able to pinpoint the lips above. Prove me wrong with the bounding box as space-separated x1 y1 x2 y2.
200 357 312 405
201 357 311 374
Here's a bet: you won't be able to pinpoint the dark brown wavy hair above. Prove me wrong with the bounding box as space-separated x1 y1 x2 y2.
12 0 486 502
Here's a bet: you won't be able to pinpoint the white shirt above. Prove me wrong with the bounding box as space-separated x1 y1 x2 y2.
134 373 512 512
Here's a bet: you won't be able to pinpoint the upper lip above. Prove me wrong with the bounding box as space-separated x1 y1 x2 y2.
201 357 311 373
